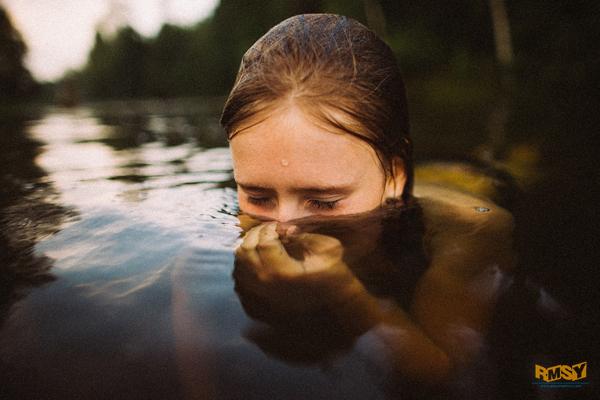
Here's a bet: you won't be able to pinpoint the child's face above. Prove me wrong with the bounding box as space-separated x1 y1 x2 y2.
230 105 405 222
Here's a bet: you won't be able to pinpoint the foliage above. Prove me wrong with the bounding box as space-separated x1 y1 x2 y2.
0 6 37 103
78 27 146 98
49 0 598 111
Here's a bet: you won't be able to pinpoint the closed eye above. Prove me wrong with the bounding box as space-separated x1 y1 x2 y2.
307 199 340 210
246 196 275 208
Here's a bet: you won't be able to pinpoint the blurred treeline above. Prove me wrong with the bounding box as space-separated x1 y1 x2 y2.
68 0 502 99
51 0 599 105
1 0 598 108
0 7 38 103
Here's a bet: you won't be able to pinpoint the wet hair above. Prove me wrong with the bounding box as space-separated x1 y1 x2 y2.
220 13 413 200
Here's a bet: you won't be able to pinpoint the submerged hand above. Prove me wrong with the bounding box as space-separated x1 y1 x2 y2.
234 222 363 321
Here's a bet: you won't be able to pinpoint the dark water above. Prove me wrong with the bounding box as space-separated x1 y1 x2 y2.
0 99 596 399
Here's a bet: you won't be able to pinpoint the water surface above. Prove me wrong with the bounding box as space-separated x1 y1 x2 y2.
0 99 594 400
0 101 394 400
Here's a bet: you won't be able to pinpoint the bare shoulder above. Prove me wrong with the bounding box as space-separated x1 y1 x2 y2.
414 183 516 276
414 183 514 235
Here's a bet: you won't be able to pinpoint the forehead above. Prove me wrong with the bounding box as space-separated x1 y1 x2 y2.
229 105 382 187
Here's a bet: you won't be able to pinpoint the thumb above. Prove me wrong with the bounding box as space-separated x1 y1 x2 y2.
256 223 303 274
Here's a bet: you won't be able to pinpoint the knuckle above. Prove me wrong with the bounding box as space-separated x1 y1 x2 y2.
255 241 275 252
319 243 343 258
321 241 340 252
241 239 253 248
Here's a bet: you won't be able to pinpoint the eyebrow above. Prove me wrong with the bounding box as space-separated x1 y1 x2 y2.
237 182 354 196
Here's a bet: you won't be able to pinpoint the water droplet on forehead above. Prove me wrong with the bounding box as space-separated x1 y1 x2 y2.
280 159 289 167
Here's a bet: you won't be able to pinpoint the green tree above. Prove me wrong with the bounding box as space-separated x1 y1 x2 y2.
0 7 36 102
81 27 146 99
145 24 195 97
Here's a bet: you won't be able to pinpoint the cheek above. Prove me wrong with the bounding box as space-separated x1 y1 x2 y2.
237 193 252 213
237 194 254 213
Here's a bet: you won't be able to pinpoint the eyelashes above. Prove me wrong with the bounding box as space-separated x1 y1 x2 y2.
307 199 340 210
246 196 340 211
246 196 273 207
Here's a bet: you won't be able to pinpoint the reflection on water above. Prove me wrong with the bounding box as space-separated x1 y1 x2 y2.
0 100 594 399
0 115 69 328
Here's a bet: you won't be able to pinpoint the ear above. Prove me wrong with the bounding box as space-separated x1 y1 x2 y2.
382 157 406 201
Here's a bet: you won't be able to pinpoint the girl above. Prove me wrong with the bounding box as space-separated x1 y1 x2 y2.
221 14 514 385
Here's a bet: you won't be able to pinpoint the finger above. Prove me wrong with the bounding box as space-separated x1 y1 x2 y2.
235 245 261 269
276 223 299 239
236 224 264 267
294 233 344 260
241 224 262 250
256 222 302 273
286 225 299 236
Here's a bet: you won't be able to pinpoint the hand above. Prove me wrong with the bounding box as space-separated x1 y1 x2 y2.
233 222 363 323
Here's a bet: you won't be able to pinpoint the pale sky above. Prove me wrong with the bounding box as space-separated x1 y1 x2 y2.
1 0 219 81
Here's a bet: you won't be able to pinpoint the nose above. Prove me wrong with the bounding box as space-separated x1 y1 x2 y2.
275 201 304 223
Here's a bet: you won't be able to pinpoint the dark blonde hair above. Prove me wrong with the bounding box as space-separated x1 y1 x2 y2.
220 13 413 199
